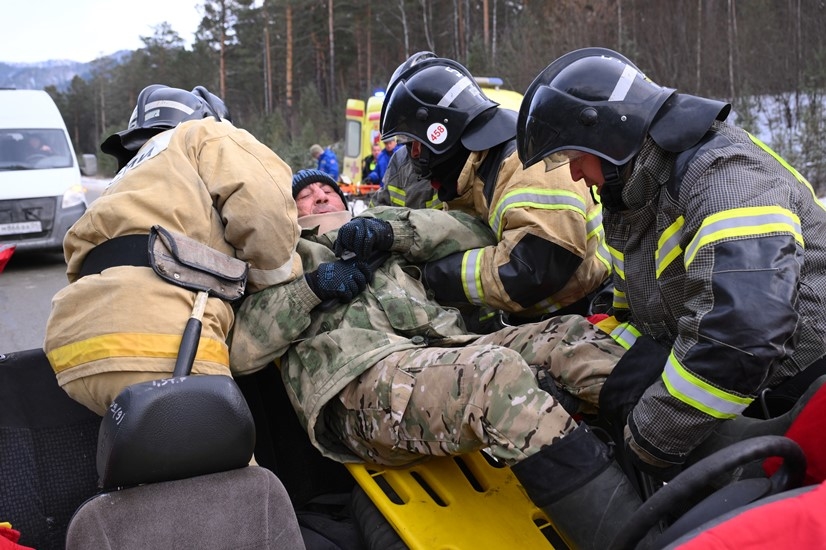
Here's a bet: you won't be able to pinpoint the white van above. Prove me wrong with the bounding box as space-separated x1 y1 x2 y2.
0 89 88 252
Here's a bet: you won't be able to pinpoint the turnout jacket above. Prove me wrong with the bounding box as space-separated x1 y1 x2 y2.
46 118 302 387
229 207 495 463
611 121 826 464
424 145 610 317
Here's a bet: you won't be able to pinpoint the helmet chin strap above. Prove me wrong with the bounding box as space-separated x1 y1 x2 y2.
599 159 629 211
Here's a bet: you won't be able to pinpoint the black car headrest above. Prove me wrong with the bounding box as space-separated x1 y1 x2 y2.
97 375 255 491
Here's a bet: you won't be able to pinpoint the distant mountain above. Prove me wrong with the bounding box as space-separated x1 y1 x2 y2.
0 51 132 91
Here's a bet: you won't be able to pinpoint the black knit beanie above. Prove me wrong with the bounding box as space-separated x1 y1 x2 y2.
292 169 348 205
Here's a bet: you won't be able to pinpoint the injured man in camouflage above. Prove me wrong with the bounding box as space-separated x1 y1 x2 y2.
229 170 639 550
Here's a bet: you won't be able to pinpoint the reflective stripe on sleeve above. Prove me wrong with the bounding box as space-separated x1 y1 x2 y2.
608 322 640 350
387 185 406 206
662 351 753 419
425 191 443 209
587 203 612 273
461 248 485 305
489 189 587 239
684 206 803 269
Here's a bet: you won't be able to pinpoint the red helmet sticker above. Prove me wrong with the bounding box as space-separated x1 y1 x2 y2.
427 123 448 145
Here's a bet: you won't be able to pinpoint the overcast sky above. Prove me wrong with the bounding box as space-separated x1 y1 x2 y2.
1 0 205 64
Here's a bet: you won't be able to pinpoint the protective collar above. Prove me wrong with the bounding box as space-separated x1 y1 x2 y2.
648 93 731 153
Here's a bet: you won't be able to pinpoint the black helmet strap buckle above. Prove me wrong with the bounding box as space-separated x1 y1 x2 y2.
599 159 628 211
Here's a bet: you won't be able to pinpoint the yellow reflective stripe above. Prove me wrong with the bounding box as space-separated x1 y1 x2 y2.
478 309 495 322
586 204 612 273
662 351 752 419
387 185 406 206
47 332 229 373
595 246 612 274
608 245 625 280
748 133 826 213
461 249 485 305
608 322 640 350
425 191 443 209
748 133 814 187
612 287 629 310
684 206 803 268
585 204 603 239
656 216 684 278
489 189 586 239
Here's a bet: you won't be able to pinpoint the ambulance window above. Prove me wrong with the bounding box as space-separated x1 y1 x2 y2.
345 121 362 158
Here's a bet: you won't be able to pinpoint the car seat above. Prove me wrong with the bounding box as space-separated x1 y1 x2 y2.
63 369 305 549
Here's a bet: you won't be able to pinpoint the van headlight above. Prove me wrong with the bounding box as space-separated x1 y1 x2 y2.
62 184 88 209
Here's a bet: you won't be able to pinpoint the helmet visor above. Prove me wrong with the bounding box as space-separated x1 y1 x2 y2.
541 150 585 172
381 81 470 155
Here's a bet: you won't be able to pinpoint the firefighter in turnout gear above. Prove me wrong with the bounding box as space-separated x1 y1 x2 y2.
230 169 639 550
377 53 611 324
45 84 302 415
517 47 826 546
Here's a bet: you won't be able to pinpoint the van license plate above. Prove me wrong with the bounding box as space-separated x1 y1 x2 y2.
0 221 42 235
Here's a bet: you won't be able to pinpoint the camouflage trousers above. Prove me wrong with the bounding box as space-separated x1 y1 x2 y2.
326 314 623 467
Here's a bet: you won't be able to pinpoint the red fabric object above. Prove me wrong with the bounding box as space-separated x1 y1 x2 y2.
586 313 609 325
675 480 826 549
0 244 14 274
0 526 35 550
763 382 826 485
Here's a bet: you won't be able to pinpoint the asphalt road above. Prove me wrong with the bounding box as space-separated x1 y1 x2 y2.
0 176 109 353
0 250 67 352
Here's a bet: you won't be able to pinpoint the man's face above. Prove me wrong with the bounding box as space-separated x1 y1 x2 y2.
371 144 382 157
568 153 606 194
295 183 347 217
408 140 430 179
383 140 396 152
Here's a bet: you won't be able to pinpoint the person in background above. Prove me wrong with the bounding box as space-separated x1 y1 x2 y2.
27 135 52 155
45 84 302 416
375 52 611 328
517 47 826 483
364 136 401 187
231 168 637 550
361 142 381 182
310 143 340 181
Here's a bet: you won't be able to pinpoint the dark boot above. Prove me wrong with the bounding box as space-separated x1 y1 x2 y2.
511 424 645 550
688 373 826 465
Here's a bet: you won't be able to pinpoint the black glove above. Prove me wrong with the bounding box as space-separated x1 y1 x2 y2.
333 218 394 259
305 259 372 304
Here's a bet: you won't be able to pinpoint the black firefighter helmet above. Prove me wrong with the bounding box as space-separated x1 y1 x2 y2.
517 47 675 171
101 84 230 170
380 54 517 166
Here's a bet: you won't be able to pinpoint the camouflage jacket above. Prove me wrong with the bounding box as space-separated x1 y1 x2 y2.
230 207 495 462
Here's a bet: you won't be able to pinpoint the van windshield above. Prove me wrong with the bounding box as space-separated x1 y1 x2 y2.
0 129 74 171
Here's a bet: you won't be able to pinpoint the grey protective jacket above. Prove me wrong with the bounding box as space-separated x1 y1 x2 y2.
612 121 826 464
